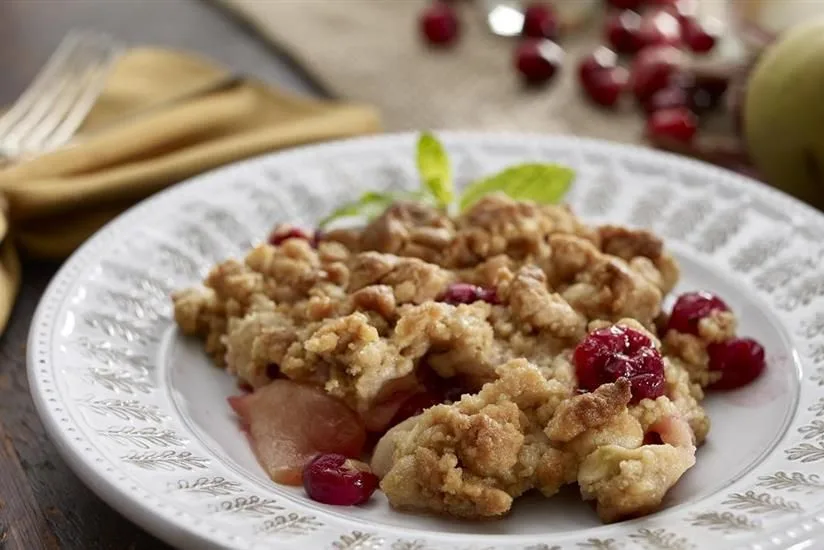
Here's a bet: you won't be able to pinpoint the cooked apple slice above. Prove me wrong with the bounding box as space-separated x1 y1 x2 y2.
228 380 366 485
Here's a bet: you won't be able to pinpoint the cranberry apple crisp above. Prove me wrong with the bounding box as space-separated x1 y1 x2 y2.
172 134 766 523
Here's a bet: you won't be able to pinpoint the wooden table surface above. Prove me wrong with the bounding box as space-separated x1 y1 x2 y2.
0 1 320 548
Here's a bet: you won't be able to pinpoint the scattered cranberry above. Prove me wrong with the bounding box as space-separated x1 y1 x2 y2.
420 2 460 46
268 225 312 246
646 107 698 143
643 431 665 445
638 9 683 48
643 84 689 114
522 3 559 40
266 363 280 379
303 453 379 506
605 10 644 54
681 17 721 54
707 337 766 390
606 0 645 8
573 325 666 403
630 45 685 102
441 283 499 305
579 47 628 107
515 39 563 85
667 291 730 335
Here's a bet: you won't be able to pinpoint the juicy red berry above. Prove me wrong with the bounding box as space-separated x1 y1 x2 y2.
579 48 628 108
681 16 721 53
643 83 689 114
515 39 563 84
605 10 644 54
707 337 766 390
441 283 499 305
268 225 312 246
667 291 730 335
643 431 664 445
638 9 683 48
420 2 460 46
522 3 560 40
303 453 379 506
631 45 685 102
573 325 665 404
606 0 644 8
646 107 698 143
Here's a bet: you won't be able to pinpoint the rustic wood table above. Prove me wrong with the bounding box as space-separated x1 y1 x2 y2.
0 1 320 548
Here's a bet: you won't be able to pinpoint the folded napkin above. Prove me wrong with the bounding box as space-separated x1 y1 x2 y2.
0 47 381 332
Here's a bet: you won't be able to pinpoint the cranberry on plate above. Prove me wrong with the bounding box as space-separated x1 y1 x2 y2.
268 225 313 246
707 337 766 390
646 107 698 143
573 324 666 403
303 453 379 506
666 291 730 335
440 283 499 305
630 45 685 103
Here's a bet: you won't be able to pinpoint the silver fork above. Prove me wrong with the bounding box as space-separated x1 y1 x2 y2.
0 30 122 162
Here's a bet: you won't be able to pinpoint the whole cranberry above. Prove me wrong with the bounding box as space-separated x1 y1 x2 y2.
643 83 690 114
666 291 730 335
515 39 563 84
420 2 460 46
606 0 644 8
646 106 698 143
631 45 686 102
638 9 683 48
522 3 560 40
707 337 766 390
303 453 379 506
573 325 666 403
682 16 721 53
579 47 628 108
440 283 499 305
605 10 645 54
268 225 312 246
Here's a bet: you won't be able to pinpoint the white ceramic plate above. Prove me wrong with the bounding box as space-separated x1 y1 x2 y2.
28 133 824 550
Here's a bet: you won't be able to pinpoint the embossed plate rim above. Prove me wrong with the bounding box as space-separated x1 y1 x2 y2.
27 131 824 550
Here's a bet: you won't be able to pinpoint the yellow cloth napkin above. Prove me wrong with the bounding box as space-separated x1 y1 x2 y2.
0 47 381 332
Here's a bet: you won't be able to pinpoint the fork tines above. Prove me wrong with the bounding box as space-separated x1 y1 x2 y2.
0 30 122 159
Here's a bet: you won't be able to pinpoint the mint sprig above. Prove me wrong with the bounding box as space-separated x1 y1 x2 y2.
318 133 574 228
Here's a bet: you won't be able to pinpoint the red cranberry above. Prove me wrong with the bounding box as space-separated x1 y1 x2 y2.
682 17 721 54
638 9 683 48
606 0 644 8
667 291 730 335
420 2 459 46
646 107 698 143
441 283 499 305
605 10 645 54
643 431 665 445
573 325 665 403
631 46 685 102
522 3 560 40
303 453 378 506
579 47 628 108
515 39 563 85
266 363 280 379
268 225 312 246
707 338 766 390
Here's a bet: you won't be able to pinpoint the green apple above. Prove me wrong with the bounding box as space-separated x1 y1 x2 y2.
745 18 824 210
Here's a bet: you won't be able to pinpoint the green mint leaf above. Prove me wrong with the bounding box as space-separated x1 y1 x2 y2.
459 163 575 211
416 132 453 206
318 190 429 228
318 191 397 227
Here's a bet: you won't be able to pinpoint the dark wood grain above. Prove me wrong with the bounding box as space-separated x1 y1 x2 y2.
0 0 320 548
